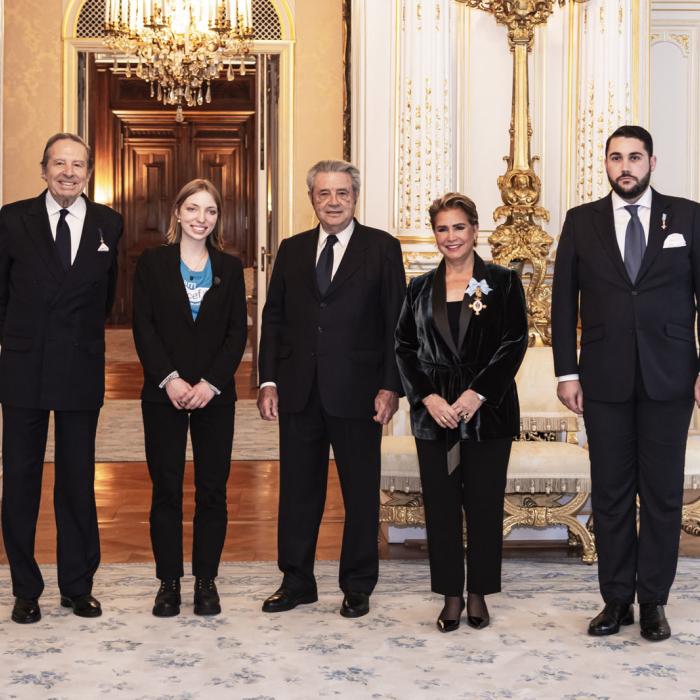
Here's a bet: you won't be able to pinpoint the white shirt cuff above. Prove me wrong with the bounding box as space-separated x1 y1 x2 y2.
557 374 580 382
260 381 277 389
201 379 221 396
475 392 486 402
159 371 180 389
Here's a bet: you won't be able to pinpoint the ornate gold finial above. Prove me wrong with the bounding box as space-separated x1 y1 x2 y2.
454 0 589 345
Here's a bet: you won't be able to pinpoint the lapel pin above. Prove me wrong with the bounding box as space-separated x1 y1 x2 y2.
661 213 667 230
97 227 109 252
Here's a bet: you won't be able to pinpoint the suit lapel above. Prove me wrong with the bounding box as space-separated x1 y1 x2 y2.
457 254 488 350
194 245 223 324
306 227 322 301
592 193 632 285
635 189 670 284
168 243 196 327
62 197 100 286
324 221 368 297
431 259 459 357
22 192 65 283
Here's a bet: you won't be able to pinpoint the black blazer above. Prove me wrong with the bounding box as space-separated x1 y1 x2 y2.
258 221 406 418
552 189 700 402
395 254 528 441
0 191 122 410
132 243 247 404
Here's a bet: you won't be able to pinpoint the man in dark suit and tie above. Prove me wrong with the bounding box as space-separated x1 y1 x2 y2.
0 133 123 623
552 125 700 641
257 160 406 617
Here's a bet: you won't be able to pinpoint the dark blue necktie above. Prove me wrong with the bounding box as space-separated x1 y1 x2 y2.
56 208 71 270
623 204 645 283
316 234 338 296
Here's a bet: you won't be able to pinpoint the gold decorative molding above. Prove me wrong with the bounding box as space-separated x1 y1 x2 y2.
455 0 589 346
651 30 691 57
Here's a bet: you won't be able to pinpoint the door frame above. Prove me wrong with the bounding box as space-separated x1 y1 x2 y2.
61 37 295 256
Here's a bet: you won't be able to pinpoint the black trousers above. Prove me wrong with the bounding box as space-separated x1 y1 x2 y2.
278 382 382 595
141 401 235 580
415 436 512 596
1 406 100 599
584 368 693 605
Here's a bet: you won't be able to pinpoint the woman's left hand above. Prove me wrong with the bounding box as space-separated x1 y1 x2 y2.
182 381 216 410
451 389 484 424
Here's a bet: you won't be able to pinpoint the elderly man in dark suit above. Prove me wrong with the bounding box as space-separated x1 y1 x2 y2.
552 125 700 641
0 133 123 623
257 160 406 618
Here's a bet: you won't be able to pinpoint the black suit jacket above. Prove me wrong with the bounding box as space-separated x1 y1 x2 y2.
395 254 528 441
132 243 248 404
0 191 122 410
258 221 406 418
552 189 700 402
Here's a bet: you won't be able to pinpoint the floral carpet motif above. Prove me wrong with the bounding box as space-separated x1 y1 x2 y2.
2 559 700 699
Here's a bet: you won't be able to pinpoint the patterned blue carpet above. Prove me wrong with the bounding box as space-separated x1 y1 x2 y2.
2 559 700 699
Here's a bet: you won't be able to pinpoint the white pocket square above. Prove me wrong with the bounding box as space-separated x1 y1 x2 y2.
663 233 686 248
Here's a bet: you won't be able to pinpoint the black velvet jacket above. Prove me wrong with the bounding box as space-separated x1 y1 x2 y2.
395 253 528 441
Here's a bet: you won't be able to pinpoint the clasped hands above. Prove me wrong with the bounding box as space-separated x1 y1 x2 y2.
423 389 484 429
166 377 215 411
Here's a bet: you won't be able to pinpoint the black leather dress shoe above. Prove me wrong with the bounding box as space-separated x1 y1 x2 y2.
262 586 318 613
588 602 634 636
340 592 370 618
153 579 181 617
640 603 671 642
437 598 465 633
60 594 102 618
12 597 41 624
194 578 221 616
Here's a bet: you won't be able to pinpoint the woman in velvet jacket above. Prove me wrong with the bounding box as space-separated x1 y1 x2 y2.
395 192 528 633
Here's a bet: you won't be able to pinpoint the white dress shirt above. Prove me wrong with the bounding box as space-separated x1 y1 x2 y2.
260 221 356 391
315 220 355 277
557 187 652 383
45 191 86 265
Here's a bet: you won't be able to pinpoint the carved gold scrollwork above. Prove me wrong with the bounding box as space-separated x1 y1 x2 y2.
454 0 588 345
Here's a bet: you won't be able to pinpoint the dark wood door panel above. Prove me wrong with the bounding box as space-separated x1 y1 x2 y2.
89 59 256 323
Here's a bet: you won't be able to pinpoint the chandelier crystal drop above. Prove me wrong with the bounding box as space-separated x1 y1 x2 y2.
104 1 254 120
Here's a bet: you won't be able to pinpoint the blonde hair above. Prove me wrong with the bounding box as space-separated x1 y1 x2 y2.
428 192 479 230
166 179 224 250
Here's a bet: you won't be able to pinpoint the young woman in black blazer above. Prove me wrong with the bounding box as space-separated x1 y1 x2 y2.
395 193 528 632
132 179 247 617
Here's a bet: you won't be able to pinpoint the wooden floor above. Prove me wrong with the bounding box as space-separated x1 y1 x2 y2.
1 358 699 566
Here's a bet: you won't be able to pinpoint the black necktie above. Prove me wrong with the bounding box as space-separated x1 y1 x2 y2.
316 234 338 296
623 204 645 283
56 208 71 270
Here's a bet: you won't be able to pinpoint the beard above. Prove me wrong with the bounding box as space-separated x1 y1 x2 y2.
608 168 651 201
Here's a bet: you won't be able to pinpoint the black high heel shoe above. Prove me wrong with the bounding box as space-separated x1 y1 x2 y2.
466 593 490 630
437 597 465 633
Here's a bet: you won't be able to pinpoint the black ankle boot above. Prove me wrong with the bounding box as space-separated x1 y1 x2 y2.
194 577 221 616
152 579 181 617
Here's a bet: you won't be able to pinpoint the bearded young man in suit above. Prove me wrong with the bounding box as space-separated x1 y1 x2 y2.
257 160 406 618
552 125 700 642
0 133 123 624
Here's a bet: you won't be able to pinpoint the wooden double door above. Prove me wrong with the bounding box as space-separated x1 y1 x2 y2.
89 63 257 324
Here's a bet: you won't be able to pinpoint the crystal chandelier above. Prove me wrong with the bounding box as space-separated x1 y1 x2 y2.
104 1 254 121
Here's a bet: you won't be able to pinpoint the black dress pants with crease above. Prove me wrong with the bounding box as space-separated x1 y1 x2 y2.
583 363 693 605
141 401 235 580
415 436 512 597
277 382 382 595
1 405 100 599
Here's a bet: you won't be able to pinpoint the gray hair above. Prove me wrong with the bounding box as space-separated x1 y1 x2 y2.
306 160 361 196
40 132 94 171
